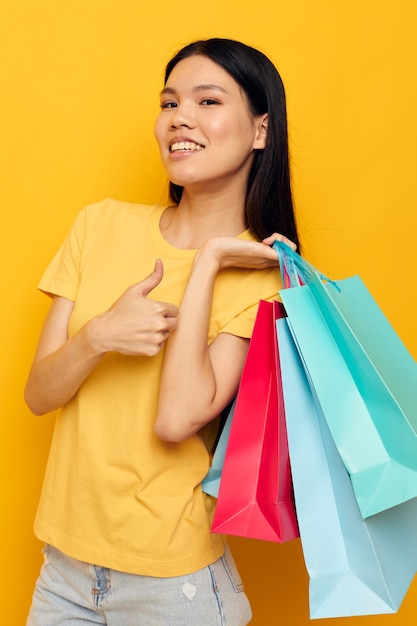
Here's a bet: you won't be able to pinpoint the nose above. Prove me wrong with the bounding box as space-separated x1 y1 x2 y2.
168 103 196 130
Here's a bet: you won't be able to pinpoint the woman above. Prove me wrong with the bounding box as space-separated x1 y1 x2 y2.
25 38 299 625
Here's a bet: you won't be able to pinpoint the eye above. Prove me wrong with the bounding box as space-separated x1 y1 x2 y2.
200 98 220 106
160 101 177 109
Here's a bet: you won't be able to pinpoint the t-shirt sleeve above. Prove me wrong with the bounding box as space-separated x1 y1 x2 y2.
38 208 87 301
218 273 282 340
220 301 261 339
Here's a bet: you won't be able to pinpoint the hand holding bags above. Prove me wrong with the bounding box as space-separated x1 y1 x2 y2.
209 299 299 543
278 315 417 619
274 241 417 518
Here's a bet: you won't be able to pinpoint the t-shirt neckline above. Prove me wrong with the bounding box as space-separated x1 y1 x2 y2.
149 204 255 258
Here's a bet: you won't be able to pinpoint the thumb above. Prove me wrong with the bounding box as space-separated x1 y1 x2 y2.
138 259 164 297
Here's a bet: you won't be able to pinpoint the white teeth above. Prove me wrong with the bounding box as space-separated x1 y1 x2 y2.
170 141 204 153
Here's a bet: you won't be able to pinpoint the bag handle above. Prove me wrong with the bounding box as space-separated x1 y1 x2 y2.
272 241 339 290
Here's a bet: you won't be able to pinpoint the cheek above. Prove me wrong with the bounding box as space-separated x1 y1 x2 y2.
236 113 258 136
211 112 256 145
208 119 242 148
153 117 165 148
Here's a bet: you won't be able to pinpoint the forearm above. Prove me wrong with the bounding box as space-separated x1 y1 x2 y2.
155 240 254 442
24 318 105 416
155 249 222 441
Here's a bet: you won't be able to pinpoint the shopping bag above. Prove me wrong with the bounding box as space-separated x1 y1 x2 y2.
274 241 417 518
277 316 417 619
202 400 236 498
210 299 299 543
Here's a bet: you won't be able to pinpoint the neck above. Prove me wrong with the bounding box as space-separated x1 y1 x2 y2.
160 188 247 249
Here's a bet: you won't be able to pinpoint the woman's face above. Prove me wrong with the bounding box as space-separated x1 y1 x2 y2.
154 55 267 195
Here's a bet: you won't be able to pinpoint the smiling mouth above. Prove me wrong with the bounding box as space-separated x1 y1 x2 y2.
170 141 204 153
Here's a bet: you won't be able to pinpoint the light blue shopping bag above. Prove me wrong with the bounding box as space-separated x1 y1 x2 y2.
277 316 417 619
274 241 417 518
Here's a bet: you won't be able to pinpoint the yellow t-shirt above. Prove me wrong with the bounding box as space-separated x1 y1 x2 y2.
34 199 282 576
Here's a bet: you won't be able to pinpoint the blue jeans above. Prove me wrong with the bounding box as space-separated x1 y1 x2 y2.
27 544 252 625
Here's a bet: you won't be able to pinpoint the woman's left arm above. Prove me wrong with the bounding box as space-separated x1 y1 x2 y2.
155 236 282 442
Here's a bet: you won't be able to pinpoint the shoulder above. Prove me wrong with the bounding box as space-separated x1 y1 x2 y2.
68 199 167 244
81 198 165 224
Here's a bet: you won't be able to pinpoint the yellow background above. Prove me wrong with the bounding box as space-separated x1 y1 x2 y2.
2 0 417 624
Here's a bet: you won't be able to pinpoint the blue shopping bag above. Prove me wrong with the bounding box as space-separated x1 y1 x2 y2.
277 316 417 619
274 241 417 518
202 400 235 498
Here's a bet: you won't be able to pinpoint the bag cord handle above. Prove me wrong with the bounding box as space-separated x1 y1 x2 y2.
272 241 339 291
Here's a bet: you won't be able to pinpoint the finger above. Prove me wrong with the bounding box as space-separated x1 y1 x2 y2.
162 303 179 319
263 233 297 251
162 315 178 330
137 259 164 297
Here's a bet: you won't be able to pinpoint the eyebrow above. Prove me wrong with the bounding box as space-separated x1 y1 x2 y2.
160 84 228 97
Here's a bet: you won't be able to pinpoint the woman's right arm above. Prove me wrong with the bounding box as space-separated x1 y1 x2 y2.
24 260 178 416
24 295 104 415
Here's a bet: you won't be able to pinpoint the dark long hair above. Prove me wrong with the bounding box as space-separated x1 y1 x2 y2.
164 38 300 249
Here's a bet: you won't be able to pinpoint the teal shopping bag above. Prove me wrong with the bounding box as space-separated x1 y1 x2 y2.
277 316 417 619
274 242 417 518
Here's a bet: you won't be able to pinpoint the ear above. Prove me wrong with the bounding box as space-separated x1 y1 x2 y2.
253 113 268 150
